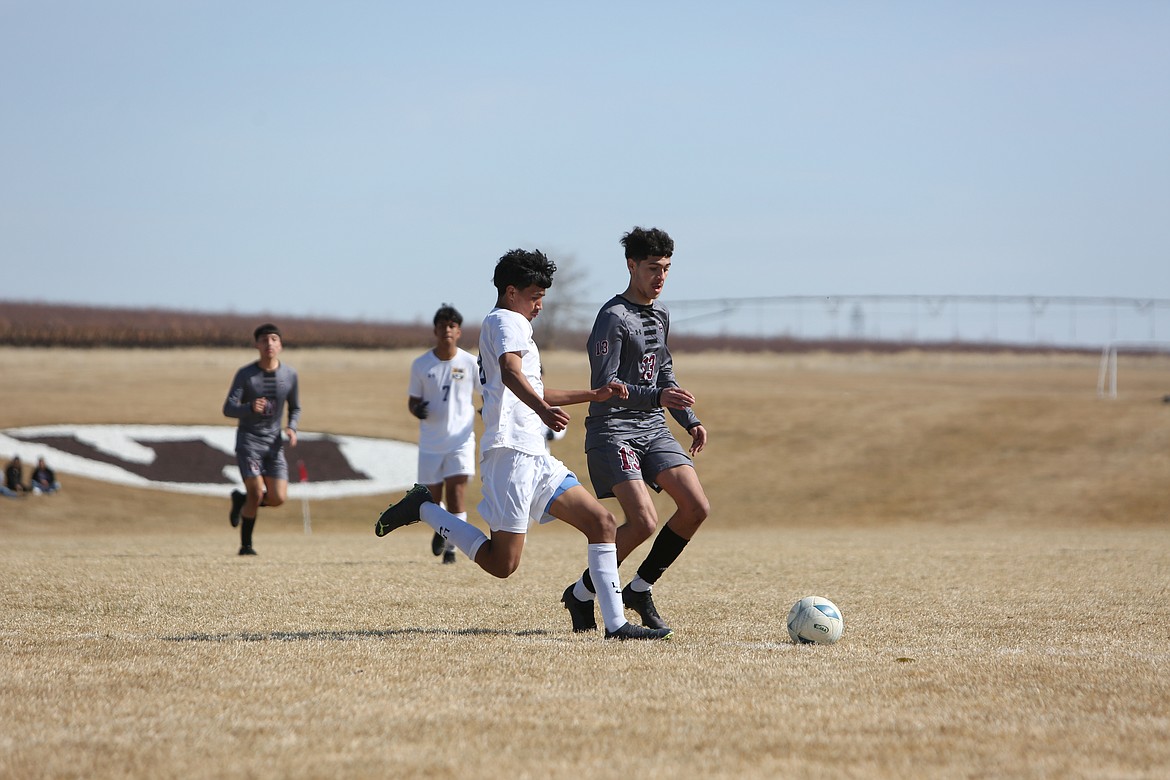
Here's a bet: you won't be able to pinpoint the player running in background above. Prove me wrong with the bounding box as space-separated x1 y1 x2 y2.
223 323 301 556
375 248 672 641
408 304 481 564
560 227 710 633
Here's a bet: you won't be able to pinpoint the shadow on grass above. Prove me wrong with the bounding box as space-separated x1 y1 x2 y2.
163 626 554 642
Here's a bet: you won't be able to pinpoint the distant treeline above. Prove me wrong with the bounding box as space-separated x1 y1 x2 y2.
0 300 1087 354
0 301 446 349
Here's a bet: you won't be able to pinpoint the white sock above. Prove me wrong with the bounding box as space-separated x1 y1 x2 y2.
628 575 651 593
444 512 468 554
572 579 595 602
421 503 487 561
588 543 625 633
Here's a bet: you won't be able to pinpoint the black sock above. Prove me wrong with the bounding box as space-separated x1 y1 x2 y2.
241 516 256 548
636 525 689 586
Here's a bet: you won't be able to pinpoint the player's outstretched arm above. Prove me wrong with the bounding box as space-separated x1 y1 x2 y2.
543 381 628 407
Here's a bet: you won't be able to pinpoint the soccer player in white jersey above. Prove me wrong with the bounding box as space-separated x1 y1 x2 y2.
223 323 301 556
560 227 711 633
375 248 672 641
408 304 480 564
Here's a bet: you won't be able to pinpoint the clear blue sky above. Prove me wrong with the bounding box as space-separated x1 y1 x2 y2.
3 1 1167 330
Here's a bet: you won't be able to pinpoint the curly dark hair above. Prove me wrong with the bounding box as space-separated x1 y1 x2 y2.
433 304 463 327
492 249 557 294
621 227 674 261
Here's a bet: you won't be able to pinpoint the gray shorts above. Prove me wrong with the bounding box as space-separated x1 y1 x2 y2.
586 427 693 499
237 438 289 481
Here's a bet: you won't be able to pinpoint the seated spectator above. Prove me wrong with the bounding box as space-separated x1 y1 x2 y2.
4 455 27 495
30 457 60 495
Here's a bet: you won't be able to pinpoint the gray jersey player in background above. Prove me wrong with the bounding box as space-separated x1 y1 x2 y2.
561 227 710 633
223 323 301 556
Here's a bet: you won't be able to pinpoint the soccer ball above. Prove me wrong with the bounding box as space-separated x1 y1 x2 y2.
786 596 844 645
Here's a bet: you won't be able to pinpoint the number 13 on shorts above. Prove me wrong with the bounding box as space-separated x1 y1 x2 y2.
617 446 641 474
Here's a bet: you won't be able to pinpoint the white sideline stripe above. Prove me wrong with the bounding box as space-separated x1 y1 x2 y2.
0 425 418 499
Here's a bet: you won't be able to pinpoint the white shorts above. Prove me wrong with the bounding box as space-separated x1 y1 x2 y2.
417 436 477 485
477 447 573 534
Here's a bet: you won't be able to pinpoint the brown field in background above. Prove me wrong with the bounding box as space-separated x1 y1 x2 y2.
2 347 1169 779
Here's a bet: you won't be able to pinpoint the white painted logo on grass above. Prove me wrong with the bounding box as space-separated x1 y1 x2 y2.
0 425 417 499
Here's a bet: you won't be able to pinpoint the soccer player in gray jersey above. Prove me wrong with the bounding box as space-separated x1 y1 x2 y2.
222 323 301 556
561 226 710 633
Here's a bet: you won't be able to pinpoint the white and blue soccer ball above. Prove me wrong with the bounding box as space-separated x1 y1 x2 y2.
786 596 844 645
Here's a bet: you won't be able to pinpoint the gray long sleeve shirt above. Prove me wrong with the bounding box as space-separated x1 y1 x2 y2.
584 294 700 445
223 361 301 450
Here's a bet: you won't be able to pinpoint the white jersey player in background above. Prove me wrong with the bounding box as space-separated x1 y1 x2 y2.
408 304 481 564
375 248 672 641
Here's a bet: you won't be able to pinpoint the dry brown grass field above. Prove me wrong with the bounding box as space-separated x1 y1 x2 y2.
2 346 1169 779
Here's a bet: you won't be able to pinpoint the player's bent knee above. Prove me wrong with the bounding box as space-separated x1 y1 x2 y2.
585 508 617 542
482 556 521 579
690 495 711 524
676 485 710 522
626 511 657 539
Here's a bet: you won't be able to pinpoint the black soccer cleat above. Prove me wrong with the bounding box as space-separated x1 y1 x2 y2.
442 549 457 565
238 545 257 556
622 585 671 631
561 584 598 633
375 483 432 537
431 531 445 557
229 490 245 528
604 622 673 641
